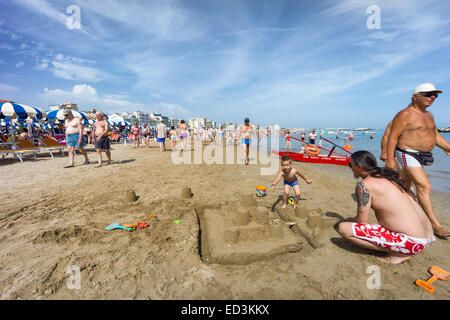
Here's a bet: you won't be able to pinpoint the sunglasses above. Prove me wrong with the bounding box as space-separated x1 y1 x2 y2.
422 92 439 98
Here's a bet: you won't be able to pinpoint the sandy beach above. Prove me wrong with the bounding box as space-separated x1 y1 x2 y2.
0 141 449 300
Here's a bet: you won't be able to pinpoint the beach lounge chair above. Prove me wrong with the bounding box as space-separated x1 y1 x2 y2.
0 144 38 162
124 133 135 145
14 139 55 158
40 136 67 156
110 134 120 143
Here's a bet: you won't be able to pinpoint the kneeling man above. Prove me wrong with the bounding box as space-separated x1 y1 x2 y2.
338 151 435 264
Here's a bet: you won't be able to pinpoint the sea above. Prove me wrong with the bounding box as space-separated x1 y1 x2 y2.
259 129 450 194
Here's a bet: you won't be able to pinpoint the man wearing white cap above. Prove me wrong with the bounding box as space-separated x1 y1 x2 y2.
386 83 450 238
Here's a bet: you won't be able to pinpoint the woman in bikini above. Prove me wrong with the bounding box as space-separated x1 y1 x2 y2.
141 124 150 148
131 122 140 148
177 120 188 152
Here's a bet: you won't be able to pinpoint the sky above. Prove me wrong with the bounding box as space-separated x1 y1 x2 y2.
0 0 449 128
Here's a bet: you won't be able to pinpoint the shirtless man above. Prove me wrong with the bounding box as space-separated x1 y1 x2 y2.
240 117 252 165
92 111 111 167
177 120 188 151
338 151 435 264
386 83 450 237
63 109 89 168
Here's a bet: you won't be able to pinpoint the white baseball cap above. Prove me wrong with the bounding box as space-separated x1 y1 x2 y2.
414 83 442 94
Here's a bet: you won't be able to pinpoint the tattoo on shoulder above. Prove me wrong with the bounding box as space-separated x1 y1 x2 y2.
356 182 370 208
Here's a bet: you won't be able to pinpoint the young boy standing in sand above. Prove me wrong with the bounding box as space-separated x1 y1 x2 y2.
270 155 312 208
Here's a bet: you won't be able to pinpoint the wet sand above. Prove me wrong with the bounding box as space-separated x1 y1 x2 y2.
0 141 449 299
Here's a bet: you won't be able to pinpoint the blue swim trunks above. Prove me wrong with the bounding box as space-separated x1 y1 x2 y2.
284 179 299 187
157 137 166 143
241 138 251 145
66 133 84 148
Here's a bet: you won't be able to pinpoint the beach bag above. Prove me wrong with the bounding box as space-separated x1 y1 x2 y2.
397 147 434 166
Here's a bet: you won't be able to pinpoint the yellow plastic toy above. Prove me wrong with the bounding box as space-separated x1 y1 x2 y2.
122 224 137 232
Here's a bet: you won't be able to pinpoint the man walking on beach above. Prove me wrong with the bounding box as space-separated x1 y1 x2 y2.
63 109 89 168
338 151 435 264
92 111 111 167
385 83 450 238
240 117 252 165
156 119 167 152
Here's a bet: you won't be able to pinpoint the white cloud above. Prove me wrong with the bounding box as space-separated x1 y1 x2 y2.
51 60 101 82
14 0 95 38
37 84 191 118
15 61 25 68
35 53 102 82
150 93 162 99
75 0 205 41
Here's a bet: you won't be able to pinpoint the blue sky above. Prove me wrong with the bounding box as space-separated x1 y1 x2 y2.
0 0 449 128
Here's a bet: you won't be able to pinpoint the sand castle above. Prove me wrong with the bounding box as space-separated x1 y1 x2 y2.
197 192 304 265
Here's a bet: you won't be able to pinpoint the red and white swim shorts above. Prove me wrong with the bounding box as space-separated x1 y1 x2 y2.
352 223 435 256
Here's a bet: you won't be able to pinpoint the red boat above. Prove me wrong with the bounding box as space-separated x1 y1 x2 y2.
273 136 351 166
272 150 350 165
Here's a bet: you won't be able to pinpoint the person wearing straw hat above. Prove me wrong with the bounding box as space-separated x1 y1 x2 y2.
63 109 89 168
92 111 111 167
385 83 450 238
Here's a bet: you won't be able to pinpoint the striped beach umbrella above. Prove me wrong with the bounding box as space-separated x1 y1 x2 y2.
45 109 88 121
29 106 47 120
106 120 116 126
0 102 38 119
117 121 130 126
24 121 41 129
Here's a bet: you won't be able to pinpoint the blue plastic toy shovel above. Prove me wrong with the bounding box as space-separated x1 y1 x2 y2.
105 223 133 231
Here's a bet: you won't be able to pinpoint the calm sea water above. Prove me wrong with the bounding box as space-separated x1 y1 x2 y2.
258 129 450 194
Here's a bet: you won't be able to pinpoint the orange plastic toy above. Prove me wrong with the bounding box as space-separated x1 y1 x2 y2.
415 266 449 294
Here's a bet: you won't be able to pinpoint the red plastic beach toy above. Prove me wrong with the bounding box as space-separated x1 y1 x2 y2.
137 222 149 229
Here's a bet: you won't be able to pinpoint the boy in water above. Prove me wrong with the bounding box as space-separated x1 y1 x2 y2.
270 155 312 208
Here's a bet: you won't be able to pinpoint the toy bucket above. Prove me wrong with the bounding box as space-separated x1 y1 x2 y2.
255 185 267 197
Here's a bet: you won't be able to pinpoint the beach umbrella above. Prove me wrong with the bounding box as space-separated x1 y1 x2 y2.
117 120 130 126
0 103 40 143
106 120 116 126
0 102 38 120
24 121 40 129
29 106 47 120
45 109 88 121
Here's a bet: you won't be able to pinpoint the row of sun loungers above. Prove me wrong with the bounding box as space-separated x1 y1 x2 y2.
0 133 127 163
0 135 66 162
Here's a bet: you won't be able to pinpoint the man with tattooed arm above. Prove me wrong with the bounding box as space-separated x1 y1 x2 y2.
337 151 435 264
